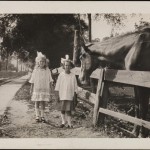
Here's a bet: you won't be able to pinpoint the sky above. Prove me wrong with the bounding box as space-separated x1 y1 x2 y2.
85 14 150 40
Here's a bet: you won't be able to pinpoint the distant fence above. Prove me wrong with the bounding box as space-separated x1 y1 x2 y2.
52 67 150 132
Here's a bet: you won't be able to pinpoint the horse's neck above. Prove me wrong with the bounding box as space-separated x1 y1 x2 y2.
92 33 138 58
97 58 125 69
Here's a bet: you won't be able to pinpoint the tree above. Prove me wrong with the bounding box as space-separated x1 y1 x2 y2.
134 18 150 31
0 14 18 70
88 14 92 42
79 13 127 42
0 14 88 68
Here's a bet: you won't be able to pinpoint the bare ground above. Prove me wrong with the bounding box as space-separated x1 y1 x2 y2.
0 82 140 138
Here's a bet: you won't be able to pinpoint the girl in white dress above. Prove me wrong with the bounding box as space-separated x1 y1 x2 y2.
55 55 78 128
29 52 53 123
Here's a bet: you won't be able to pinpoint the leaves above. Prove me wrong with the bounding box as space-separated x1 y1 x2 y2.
0 14 88 68
134 19 150 31
93 13 127 27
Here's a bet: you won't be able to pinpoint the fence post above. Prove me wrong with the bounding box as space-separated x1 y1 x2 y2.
93 69 104 127
97 81 109 124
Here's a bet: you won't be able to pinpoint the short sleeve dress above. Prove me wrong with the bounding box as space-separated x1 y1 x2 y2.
55 71 78 111
29 68 53 101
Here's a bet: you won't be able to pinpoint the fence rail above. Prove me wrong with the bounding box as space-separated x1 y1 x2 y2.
99 108 150 130
52 67 150 134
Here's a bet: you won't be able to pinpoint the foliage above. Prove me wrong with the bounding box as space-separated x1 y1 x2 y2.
0 70 26 79
80 13 127 38
0 14 88 68
134 18 150 31
102 36 110 41
94 13 127 27
0 15 18 57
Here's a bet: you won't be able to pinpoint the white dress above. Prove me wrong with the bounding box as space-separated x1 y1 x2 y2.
29 67 53 101
55 71 78 101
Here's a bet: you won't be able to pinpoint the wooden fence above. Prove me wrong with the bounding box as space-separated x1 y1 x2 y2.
52 67 150 131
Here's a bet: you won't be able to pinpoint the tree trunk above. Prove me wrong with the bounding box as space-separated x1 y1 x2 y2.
88 14 92 42
0 56 2 71
0 62 1 71
5 58 8 71
73 30 81 67
16 58 18 72
21 61 22 72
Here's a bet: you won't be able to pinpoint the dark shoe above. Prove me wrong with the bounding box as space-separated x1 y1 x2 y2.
41 117 46 123
35 117 40 123
59 124 65 128
67 125 73 128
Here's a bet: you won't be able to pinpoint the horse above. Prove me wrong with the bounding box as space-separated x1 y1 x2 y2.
78 27 150 138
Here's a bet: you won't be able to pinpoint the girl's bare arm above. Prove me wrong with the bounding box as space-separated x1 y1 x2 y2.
55 91 60 102
30 83 34 94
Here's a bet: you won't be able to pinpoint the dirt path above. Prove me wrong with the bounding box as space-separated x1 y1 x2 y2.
0 82 113 138
1 81 137 138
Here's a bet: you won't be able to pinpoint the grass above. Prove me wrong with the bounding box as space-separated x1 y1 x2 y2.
12 82 131 138
0 71 27 79
14 82 31 101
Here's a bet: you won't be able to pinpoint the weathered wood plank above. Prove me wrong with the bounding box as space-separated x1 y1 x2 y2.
53 68 150 88
52 67 80 75
77 87 95 104
77 97 94 106
51 67 64 74
105 69 150 88
99 108 150 130
71 67 80 75
90 69 101 79
52 68 59 74
113 124 136 138
98 82 109 124
93 69 104 127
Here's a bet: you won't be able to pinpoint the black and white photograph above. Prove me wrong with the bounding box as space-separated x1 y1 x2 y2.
0 1 150 149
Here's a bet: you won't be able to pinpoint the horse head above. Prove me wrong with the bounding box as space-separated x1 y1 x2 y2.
78 46 100 85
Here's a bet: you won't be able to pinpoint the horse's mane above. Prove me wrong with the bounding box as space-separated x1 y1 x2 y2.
110 26 150 39
86 27 150 57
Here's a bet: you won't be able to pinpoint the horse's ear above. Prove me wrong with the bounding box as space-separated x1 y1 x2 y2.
85 43 93 47
79 55 82 60
141 27 150 33
85 46 92 55
80 38 93 55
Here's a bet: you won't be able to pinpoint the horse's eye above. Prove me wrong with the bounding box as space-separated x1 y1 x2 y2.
82 53 86 58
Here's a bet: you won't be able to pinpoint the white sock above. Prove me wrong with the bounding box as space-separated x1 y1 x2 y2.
35 108 40 118
67 115 72 126
61 113 66 124
41 109 44 118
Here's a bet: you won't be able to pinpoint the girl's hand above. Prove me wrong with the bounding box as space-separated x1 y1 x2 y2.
30 89 33 95
55 93 60 102
30 83 34 95
51 81 55 86
56 97 60 103
55 91 60 102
